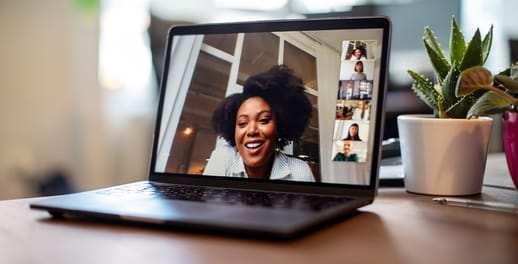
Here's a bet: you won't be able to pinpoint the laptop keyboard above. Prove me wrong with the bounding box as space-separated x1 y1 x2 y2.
98 182 352 211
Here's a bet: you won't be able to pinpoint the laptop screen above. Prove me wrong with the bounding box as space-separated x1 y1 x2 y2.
152 18 390 186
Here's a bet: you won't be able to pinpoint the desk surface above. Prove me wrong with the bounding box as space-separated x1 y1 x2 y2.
1 154 517 264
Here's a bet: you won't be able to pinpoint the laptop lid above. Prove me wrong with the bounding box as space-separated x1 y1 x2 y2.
149 16 391 197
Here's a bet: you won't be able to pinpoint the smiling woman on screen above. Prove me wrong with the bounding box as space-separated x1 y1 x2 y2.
203 65 314 182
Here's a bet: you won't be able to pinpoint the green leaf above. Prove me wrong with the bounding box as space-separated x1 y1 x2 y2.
441 66 460 108
481 25 493 64
459 29 483 71
467 91 512 118
456 66 493 96
423 27 444 57
424 40 450 81
495 75 518 93
407 70 440 111
449 17 466 69
445 94 476 118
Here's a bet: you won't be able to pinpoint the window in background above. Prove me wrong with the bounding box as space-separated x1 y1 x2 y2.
99 0 155 107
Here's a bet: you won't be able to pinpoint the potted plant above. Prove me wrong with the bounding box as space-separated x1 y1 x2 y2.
397 16 494 195
456 64 518 190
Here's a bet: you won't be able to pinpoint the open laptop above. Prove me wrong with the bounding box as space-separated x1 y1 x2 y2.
30 17 391 239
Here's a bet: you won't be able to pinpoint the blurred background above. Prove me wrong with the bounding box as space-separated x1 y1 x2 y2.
1 0 517 199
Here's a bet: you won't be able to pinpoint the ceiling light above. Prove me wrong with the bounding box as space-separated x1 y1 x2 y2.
183 127 194 136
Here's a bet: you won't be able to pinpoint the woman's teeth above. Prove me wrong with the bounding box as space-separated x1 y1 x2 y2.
245 142 263 149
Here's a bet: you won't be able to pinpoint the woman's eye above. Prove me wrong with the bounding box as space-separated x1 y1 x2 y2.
259 118 271 124
237 121 247 128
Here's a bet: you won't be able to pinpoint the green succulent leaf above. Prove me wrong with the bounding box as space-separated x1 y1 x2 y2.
467 91 512 118
495 75 518 93
459 29 482 71
424 40 450 81
441 66 460 108
449 17 466 69
445 94 478 118
423 26 444 58
456 66 493 96
481 25 493 64
407 70 440 111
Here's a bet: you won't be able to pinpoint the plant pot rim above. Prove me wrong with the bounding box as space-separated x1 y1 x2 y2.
398 114 492 123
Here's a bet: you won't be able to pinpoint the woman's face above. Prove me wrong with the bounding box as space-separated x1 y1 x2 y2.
235 97 277 177
355 62 363 72
349 125 358 136
354 49 362 58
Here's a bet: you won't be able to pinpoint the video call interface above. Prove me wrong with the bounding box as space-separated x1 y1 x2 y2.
155 27 385 185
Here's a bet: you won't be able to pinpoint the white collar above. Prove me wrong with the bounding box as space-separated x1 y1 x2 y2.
228 151 291 180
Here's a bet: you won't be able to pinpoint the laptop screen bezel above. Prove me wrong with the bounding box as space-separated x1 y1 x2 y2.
148 17 391 197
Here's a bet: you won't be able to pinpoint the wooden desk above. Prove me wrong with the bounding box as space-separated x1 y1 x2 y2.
1 155 517 264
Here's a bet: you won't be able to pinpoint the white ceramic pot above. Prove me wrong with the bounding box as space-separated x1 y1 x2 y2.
397 115 493 196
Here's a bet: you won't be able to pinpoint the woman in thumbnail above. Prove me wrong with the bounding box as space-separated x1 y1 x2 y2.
350 61 367 81
349 46 367 60
203 65 314 182
343 123 362 141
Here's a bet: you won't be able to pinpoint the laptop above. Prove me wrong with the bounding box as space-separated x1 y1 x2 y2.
30 17 392 239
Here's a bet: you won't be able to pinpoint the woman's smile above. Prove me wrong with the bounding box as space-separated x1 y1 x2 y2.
245 141 264 150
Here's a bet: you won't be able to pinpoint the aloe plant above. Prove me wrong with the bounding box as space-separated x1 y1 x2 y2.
455 65 518 118
407 16 493 118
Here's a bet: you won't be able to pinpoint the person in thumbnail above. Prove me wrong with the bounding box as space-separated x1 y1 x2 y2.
349 46 367 60
333 140 358 162
337 80 345 99
350 61 367 81
203 65 315 182
343 123 362 141
338 81 354 100
352 100 369 121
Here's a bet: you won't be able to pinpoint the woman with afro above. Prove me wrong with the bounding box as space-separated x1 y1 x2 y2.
203 65 314 181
